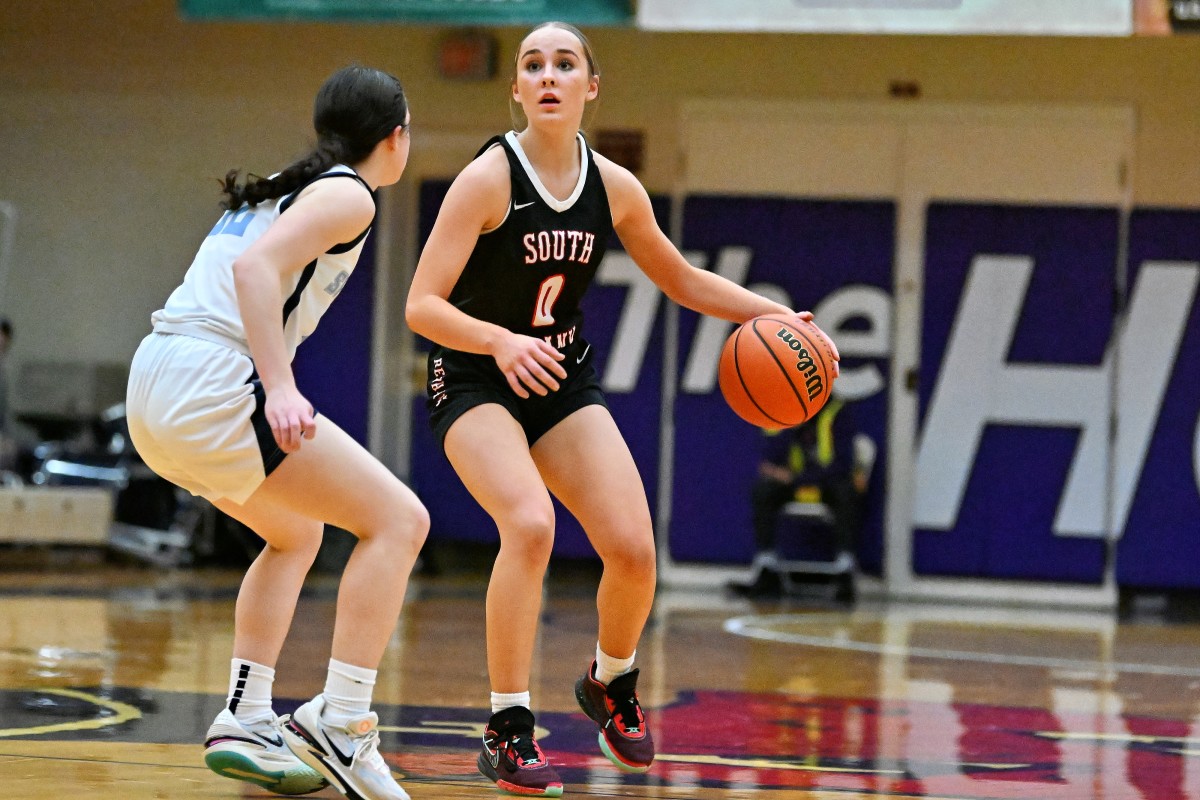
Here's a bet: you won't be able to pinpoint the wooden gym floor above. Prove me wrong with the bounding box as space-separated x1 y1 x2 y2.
0 553 1197 800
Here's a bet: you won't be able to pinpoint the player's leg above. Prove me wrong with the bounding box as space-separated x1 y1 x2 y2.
531 404 656 772
445 403 557 692
248 414 427 800
248 415 427 667
202 496 330 795
212 498 324 668
443 403 563 797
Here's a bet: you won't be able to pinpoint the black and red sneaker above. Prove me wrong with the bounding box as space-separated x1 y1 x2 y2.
574 661 654 773
477 706 563 797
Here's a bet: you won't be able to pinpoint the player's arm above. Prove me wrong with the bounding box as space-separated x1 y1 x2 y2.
233 176 373 451
405 149 566 398
600 155 791 323
599 155 839 369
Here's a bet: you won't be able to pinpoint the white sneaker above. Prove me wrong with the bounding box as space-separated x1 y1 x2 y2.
203 708 328 795
282 694 410 800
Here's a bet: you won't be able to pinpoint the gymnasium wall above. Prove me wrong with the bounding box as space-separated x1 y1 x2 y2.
3 2 1200 589
1 2 1199 375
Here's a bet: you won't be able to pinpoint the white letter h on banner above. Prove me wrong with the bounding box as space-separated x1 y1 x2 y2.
913 255 1197 539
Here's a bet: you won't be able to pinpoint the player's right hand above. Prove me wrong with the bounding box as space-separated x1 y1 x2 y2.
264 384 317 453
492 331 567 399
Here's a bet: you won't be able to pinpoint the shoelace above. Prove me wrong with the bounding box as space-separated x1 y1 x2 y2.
611 694 642 732
507 733 543 766
349 728 385 772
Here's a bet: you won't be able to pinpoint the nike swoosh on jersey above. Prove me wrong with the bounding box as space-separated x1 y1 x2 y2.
514 201 536 210
576 344 591 364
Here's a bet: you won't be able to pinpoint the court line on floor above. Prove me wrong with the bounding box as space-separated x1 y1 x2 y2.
0 688 141 738
724 613 1200 677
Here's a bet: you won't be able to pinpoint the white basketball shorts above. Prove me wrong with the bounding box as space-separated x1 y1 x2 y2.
126 332 284 505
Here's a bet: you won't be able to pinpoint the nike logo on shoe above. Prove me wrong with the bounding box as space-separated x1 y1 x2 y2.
257 732 284 748
325 737 356 768
483 738 501 768
288 718 354 768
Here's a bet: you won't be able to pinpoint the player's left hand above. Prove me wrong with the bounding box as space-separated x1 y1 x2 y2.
264 384 317 453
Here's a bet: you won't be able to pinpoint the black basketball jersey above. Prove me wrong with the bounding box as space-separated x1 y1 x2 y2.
447 131 612 347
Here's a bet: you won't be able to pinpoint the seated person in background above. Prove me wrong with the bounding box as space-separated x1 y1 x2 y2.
729 394 868 599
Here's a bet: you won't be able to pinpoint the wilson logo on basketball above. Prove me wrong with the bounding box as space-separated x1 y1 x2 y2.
775 329 824 401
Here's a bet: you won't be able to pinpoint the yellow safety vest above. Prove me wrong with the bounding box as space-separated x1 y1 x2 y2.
787 398 844 473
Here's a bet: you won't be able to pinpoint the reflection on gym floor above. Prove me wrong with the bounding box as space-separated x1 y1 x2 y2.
1 562 1199 799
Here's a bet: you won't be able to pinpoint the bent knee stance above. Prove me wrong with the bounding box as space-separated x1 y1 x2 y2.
497 504 556 567
354 493 430 559
598 528 656 579
393 497 431 557
268 534 324 563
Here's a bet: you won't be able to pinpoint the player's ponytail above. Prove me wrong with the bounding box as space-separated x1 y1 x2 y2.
220 65 408 210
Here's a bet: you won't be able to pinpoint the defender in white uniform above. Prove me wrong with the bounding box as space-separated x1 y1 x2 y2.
130 163 372 503
127 66 427 800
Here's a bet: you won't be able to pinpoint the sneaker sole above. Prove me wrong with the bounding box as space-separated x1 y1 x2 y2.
476 752 563 797
596 732 652 774
575 678 653 774
204 749 329 795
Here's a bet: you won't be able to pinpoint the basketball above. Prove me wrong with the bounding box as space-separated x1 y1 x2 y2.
718 314 837 428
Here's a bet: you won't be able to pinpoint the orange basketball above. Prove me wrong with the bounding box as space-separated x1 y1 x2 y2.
718 314 837 428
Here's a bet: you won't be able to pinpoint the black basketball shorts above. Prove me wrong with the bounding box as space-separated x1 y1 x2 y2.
426 340 607 451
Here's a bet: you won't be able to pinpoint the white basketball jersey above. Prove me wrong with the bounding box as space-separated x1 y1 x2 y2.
151 165 373 360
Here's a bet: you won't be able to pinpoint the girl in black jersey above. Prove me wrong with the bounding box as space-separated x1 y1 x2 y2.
406 23 838 797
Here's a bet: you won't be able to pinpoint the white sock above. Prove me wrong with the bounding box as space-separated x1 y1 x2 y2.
594 643 635 685
227 658 276 726
321 658 377 726
491 690 531 714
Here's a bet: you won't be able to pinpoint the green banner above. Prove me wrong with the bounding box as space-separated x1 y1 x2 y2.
179 0 631 25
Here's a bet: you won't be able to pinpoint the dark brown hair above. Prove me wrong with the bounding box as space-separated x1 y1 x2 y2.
220 65 408 209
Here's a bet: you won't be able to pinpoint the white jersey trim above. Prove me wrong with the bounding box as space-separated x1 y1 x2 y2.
504 130 589 213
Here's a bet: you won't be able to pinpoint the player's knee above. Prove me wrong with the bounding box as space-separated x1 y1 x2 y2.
383 494 429 557
352 491 428 557
405 499 431 552
300 530 325 563
261 520 324 562
599 527 655 577
500 505 556 564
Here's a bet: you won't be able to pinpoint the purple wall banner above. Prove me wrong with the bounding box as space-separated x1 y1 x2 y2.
1115 209 1200 589
408 192 1200 588
913 203 1118 582
669 196 894 574
293 230 375 446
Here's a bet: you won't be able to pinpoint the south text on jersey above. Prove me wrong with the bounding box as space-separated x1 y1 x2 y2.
523 231 596 265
